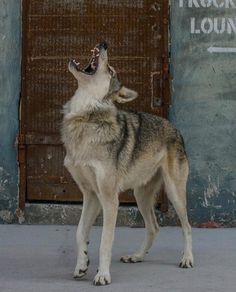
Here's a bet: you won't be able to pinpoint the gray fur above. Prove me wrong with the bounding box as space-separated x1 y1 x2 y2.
61 43 194 286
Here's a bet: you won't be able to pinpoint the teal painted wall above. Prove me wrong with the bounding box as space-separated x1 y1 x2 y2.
170 0 236 226
0 0 21 223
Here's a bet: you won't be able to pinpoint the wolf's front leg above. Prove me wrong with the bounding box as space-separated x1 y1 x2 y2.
93 191 119 286
64 161 101 279
74 191 101 279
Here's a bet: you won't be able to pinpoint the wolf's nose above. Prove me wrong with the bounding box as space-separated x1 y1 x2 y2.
99 42 108 50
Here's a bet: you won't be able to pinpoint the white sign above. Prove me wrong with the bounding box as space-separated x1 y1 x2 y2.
179 0 236 8
179 0 236 34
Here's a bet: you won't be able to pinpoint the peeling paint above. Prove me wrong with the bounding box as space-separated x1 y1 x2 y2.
0 167 8 192
202 175 221 208
15 208 25 224
22 203 178 227
0 166 11 194
0 210 14 223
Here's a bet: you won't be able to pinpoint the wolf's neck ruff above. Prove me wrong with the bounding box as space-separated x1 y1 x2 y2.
63 106 117 125
68 90 115 116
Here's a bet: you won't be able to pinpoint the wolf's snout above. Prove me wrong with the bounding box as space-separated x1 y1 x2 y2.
98 42 108 50
68 42 109 79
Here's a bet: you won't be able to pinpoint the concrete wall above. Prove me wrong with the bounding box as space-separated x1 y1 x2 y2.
0 0 235 226
170 0 236 226
0 0 21 223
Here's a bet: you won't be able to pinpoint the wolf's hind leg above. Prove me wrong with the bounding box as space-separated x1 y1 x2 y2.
162 156 194 268
121 171 162 263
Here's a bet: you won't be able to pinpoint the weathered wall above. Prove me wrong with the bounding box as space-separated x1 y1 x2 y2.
0 0 21 223
0 1 235 226
170 0 236 226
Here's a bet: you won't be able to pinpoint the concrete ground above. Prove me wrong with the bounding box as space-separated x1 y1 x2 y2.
0 225 235 292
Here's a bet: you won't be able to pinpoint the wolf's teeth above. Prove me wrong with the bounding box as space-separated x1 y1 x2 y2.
73 59 80 66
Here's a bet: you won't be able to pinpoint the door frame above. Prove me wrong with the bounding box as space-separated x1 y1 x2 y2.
18 0 170 211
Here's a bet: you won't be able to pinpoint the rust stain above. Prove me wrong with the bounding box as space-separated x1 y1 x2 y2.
196 221 224 228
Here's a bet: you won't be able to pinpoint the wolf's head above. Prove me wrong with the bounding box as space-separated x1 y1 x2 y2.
68 42 138 104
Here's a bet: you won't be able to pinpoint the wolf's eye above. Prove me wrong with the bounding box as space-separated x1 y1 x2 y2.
107 65 116 77
108 67 113 76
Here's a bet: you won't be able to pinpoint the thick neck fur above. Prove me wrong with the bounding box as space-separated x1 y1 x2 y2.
61 88 119 163
63 87 116 118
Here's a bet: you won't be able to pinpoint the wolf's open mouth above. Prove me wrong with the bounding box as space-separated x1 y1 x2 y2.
71 44 101 75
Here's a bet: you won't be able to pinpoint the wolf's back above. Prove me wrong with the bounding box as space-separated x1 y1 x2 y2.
113 110 186 169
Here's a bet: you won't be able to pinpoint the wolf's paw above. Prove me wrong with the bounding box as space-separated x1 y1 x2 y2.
120 254 144 263
179 254 194 268
93 272 111 286
73 259 90 279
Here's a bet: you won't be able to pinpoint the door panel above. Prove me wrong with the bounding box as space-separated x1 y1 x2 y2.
19 0 170 207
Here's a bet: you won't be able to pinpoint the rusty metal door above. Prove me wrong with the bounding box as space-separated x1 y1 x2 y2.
19 0 170 208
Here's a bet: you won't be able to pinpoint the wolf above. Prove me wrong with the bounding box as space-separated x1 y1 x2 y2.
61 42 194 286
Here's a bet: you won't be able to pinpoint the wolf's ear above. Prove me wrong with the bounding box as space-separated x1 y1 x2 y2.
114 86 138 103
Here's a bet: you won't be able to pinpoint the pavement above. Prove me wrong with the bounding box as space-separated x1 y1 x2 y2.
0 225 235 292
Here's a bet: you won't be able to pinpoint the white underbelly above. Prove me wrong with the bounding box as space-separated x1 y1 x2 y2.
119 161 161 191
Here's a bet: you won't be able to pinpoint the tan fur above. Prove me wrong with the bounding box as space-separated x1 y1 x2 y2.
62 43 194 286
